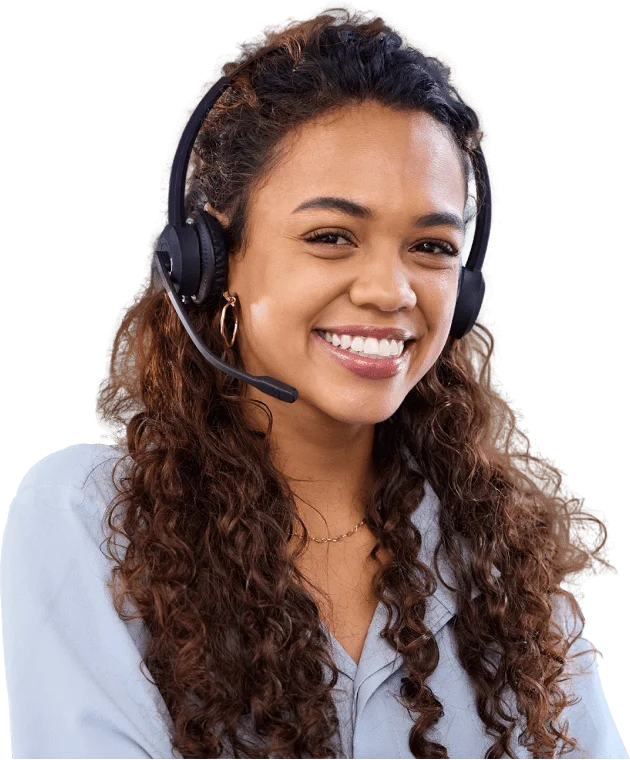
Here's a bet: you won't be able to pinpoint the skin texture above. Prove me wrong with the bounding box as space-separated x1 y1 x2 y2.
211 101 467 547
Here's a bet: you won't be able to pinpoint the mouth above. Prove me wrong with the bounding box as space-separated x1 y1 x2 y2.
313 329 414 352
311 329 415 380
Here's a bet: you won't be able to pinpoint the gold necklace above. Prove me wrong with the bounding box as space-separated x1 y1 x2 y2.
294 516 367 543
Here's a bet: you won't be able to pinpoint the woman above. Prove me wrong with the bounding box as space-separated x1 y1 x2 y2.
1 8 626 759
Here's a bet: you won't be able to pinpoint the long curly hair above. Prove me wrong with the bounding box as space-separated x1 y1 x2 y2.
96 8 614 758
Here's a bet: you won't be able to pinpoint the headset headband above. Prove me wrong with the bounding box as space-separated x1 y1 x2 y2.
154 73 491 404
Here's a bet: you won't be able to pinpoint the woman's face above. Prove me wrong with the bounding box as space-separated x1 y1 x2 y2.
224 101 468 426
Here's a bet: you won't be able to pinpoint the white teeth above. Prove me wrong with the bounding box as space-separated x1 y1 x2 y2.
321 331 405 358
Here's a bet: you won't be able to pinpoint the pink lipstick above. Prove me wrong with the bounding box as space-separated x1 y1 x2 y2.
311 330 413 379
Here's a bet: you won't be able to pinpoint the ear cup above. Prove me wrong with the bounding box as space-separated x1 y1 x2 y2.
449 266 485 339
190 209 229 311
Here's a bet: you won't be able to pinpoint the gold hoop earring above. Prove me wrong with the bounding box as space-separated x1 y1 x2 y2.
220 290 238 348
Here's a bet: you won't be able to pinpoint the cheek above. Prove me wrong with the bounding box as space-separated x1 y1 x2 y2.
245 259 314 330
244 290 313 352
416 271 459 330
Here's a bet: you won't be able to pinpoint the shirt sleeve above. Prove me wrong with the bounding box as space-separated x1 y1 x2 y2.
0 444 180 760
552 595 628 759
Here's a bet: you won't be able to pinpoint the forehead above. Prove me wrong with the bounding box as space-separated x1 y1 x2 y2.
252 101 467 218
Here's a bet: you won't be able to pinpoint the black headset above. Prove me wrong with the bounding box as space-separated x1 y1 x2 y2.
153 75 491 404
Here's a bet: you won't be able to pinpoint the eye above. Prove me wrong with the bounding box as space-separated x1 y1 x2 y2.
303 229 459 257
303 229 353 246
412 240 459 257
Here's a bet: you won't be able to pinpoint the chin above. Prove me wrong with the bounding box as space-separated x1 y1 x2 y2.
315 390 406 425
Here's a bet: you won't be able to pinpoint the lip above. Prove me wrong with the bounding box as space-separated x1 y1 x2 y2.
311 330 414 379
314 325 415 341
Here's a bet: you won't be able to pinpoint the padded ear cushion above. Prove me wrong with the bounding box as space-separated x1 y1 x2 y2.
193 209 229 309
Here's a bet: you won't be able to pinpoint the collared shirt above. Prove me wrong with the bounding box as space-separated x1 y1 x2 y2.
1 443 627 759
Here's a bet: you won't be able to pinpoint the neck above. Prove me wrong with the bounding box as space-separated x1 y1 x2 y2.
243 395 377 542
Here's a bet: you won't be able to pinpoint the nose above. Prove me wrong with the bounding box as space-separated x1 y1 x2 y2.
347 252 417 313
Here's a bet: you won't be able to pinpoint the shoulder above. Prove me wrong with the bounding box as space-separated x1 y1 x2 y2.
13 441 124 497
7 442 126 537
2 443 129 607
1 444 181 757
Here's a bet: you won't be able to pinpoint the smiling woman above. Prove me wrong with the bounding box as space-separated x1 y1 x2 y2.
220 101 467 429
1 6 627 760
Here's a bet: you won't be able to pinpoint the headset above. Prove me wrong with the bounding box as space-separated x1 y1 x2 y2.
153 75 491 404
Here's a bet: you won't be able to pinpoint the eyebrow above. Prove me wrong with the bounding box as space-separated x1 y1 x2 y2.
291 196 465 235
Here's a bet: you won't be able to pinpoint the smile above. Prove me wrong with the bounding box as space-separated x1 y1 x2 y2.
311 330 414 380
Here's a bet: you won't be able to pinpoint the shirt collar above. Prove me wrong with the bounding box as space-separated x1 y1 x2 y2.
324 477 501 686
412 479 502 624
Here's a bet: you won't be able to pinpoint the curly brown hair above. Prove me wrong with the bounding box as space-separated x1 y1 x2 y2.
96 7 614 758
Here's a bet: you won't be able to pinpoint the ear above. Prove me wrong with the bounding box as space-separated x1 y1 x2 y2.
204 202 231 231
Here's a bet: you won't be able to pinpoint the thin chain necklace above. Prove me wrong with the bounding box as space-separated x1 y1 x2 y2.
295 516 368 543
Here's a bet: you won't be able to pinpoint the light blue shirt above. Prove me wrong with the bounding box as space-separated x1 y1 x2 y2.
1 443 627 759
